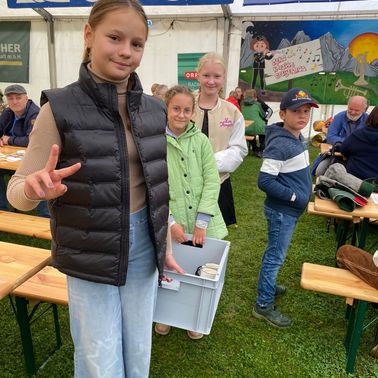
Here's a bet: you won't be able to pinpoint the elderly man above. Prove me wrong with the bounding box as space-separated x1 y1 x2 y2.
0 84 48 216
327 96 368 144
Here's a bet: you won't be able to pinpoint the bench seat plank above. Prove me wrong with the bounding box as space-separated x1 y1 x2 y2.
301 262 378 303
0 211 51 240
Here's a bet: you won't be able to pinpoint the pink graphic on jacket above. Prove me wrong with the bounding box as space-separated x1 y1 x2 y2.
219 118 234 128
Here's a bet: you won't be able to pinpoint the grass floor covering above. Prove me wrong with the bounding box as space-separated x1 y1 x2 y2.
1 146 378 377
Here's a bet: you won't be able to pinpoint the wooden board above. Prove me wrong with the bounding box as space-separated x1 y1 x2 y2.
314 196 378 219
0 146 26 171
0 211 51 240
307 201 354 220
301 262 378 303
12 266 68 305
0 242 51 299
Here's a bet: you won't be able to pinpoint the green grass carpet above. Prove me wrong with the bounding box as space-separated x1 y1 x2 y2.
1 146 377 377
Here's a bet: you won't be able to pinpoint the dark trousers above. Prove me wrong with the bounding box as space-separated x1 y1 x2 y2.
250 135 265 152
218 177 237 226
252 68 265 90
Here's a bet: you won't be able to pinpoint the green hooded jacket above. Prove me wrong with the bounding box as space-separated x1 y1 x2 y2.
167 121 228 239
241 98 266 136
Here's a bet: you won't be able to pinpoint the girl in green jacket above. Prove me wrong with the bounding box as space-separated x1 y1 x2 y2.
155 85 227 339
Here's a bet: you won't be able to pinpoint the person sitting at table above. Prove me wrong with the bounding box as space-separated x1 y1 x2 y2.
327 96 368 144
0 84 49 216
241 89 267 157
340 105 378 181
0 88 6 115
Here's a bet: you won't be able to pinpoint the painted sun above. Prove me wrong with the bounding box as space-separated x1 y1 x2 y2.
349 32 378 63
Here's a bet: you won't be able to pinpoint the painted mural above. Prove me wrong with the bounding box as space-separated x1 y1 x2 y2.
239 20 378 105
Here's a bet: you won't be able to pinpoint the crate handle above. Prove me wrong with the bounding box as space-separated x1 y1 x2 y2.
160 279 180 291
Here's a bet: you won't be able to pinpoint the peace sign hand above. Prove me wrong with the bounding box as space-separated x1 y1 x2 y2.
24 144 81 201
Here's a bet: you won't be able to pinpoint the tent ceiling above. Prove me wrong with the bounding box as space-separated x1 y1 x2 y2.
1 0 378 19
230 0 378 17
0 0 228 19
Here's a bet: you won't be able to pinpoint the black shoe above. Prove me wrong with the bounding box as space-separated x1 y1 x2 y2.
252 305 293 328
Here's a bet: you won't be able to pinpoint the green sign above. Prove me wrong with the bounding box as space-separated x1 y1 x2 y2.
177 53 205 91
0 22 31 83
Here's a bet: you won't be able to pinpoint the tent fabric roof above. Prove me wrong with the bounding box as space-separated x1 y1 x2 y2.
2 0 378 19
231 0 378 16
0 0 226 18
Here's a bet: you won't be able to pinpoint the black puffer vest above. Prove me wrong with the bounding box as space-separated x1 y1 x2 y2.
41 63 168 286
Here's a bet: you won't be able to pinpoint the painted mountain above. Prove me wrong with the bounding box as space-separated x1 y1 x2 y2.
240 30 378 77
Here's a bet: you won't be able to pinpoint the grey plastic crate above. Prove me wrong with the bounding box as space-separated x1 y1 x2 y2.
153 236 230 335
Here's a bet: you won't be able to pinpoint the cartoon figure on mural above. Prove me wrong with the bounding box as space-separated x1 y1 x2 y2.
250 35 273 92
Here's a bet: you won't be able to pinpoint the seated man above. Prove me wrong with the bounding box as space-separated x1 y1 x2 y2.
0 84 48 216
327 96 368 144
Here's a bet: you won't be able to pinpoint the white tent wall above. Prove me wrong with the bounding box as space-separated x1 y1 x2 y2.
1 14 229 102
141 17 226 93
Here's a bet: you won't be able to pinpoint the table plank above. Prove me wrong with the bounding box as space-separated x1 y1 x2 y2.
0 242 51 299
0 146 26 171
314 196 378 219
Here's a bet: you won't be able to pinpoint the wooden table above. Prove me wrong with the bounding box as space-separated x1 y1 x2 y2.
319 143 343 157
0 145 26 171
313 196 378 249
0 241 51 299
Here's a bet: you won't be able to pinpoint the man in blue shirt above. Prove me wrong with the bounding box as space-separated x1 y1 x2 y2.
0 84 48 216
327 96 368 144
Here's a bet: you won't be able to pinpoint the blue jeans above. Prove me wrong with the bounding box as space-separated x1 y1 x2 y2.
256 205 298 307
67 207 158 378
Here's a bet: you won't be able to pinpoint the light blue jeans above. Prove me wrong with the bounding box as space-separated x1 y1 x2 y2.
256 205 298 307
67 207 158 378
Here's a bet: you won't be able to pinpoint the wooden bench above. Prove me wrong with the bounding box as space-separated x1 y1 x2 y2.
301 262 378 374
0 211 54 375
0 210 51 240
11 266 68 376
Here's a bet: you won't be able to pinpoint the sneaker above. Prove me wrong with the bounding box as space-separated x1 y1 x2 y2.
252 305 293 328
187 330 204 340
154 323 171 335
275 284 286 296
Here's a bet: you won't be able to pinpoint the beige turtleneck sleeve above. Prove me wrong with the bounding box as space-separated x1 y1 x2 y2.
7 70 147 213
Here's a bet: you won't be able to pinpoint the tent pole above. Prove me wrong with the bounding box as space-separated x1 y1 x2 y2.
221 4 232 96
32 8 58 89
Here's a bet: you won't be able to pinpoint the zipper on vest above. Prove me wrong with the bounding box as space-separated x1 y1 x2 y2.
114 100 130 286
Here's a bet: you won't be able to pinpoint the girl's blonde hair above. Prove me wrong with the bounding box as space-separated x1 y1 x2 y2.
196 52 226 98
165 85 195 110
82 0 148 63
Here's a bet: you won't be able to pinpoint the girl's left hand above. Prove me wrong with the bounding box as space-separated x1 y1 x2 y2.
192 227 206 246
